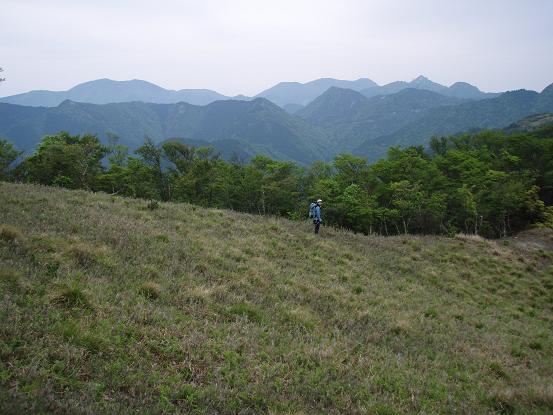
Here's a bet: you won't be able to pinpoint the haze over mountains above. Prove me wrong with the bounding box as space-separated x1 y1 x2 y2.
0 76 552 164
0 75 496 110
0 79 235 107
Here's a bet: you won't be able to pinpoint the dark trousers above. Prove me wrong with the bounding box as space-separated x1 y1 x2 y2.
314 220 321 234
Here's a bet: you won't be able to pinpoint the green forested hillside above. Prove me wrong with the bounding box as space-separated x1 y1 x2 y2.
297 87 465 152
0 98 330 164
1 182 552 414
358 88 553 160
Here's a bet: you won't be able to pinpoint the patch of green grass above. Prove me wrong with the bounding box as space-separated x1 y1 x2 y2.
228 302 264 323
154 234 169 243
424 307 438 318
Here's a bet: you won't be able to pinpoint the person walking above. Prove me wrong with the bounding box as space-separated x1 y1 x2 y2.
313 199 323 234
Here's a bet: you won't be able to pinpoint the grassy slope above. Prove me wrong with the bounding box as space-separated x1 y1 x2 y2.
1 182 552 414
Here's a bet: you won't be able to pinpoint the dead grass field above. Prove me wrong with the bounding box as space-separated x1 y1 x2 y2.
1 182 552 414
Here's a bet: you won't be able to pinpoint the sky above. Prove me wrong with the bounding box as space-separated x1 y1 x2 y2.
1 0 552 97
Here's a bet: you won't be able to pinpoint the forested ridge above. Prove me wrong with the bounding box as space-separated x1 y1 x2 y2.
1 123 552 238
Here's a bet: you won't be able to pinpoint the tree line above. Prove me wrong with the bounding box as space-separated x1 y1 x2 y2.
1 125 552 238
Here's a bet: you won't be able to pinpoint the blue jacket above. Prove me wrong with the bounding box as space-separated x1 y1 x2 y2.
314 204 322 221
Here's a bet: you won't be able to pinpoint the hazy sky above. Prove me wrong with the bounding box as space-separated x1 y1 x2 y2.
1 0 552 97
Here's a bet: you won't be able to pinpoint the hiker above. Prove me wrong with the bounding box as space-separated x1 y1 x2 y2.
309 199 323 234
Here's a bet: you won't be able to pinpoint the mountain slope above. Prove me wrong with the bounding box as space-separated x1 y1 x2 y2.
255 77 378 107
504 113 553 133
356 86 553 160
0 79 234 107
0 98 330 164
296 86 370 125
298 87 466 152
1 182 552 414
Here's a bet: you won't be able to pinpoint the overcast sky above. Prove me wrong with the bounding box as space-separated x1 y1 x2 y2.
1 0 552 97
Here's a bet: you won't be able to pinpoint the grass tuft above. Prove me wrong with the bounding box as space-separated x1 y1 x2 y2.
53 286 92 309
67 243 100 266
138 281 161 299
146 200 159 210
490 385 553 413
228 302 264 323
0 224 25 245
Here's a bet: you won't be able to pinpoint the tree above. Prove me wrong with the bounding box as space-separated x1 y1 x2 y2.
19 132 107 189
336 184 378 234
162 141 196 175
389 180 424 234
0 139 21 180
136 138 168 201
245 156 301 216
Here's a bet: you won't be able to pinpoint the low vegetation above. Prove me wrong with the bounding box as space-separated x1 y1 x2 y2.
1 182 552 413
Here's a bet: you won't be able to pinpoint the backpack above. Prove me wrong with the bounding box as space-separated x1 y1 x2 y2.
308 202 317 219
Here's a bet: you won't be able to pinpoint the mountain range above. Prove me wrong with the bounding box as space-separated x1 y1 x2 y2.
0 79 236 107
0 76 496 110
1 77 552 165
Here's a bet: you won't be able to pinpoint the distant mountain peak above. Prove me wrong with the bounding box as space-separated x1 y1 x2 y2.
542 83 553 95
412 75 430 82
255 77 377 107
409 75 446 90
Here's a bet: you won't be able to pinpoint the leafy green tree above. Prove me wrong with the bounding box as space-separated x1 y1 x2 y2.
19 132 107 189
246 156 301 216
0 139 21 180
169 145 220 206
136 138 169 201
336 184 378 234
